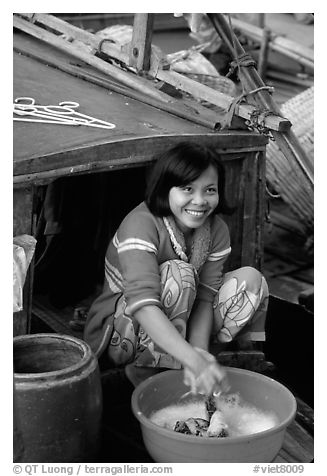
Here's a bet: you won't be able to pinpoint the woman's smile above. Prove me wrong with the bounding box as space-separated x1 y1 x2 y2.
185 209 207 216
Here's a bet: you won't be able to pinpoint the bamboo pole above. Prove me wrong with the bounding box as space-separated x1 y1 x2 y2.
207 13 314 187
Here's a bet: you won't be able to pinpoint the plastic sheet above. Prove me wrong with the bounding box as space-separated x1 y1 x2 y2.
13 235 36 312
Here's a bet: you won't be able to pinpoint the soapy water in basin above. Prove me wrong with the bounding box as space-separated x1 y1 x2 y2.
150 393 279 437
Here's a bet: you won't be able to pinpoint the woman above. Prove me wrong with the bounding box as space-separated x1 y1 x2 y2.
84 142 268 395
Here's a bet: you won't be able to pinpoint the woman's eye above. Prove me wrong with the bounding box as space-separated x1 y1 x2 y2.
181 186 192 192
207 187 218 194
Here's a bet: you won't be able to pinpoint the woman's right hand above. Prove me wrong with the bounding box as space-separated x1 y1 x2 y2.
183 347 230 396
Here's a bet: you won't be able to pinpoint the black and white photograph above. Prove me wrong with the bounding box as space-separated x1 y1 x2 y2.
12 8 315 470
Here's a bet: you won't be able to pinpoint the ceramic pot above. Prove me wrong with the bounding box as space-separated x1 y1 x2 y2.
13 333 103 462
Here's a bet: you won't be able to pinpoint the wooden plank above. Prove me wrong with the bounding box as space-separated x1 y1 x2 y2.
241 151 265 269
155 69 291 132
221 155 246 271
221 150 265 271
129 14 154 71
274 420 313 463
295 397 314 436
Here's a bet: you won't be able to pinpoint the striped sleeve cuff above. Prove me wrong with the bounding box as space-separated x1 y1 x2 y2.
113 233 158 255
207 246 231 261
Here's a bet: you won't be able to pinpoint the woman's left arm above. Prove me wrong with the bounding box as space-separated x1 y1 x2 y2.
187 216 231 350
187 299 214 351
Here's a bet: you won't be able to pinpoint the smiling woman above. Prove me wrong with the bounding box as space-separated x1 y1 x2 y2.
83 142 269 395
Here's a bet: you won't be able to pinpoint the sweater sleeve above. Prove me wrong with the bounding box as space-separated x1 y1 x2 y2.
196 215 231 303
116 207 163 315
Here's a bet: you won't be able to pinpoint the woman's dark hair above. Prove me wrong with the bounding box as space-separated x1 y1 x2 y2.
145 142 234 217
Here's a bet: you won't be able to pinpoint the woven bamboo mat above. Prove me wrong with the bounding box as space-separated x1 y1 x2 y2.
266 86 314 235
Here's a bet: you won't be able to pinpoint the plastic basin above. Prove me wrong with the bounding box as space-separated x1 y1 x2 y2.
131 368 296 462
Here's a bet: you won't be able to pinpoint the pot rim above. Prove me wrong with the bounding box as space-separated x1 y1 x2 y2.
13 333 95 381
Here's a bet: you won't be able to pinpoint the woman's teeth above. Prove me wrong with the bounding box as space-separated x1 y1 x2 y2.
185 210 206 217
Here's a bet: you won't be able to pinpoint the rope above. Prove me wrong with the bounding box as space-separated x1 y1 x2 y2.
97 37 115 55
227 53 257 78
226 14 256 92
221 85 274 133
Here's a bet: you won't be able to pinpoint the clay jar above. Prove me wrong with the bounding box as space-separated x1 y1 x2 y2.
13 333 103 462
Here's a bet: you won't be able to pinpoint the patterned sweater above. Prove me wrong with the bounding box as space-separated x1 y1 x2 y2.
84 201 231 357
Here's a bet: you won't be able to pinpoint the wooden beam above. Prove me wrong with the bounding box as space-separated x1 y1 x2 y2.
13 133 267 182
155 70 291 132
129 13 154 71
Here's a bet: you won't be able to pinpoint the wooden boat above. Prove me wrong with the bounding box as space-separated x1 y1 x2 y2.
13 16 313 463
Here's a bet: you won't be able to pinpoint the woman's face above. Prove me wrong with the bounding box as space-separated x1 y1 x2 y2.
168 165 219 234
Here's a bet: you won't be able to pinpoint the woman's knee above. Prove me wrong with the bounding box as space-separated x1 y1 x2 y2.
225 266 263 294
